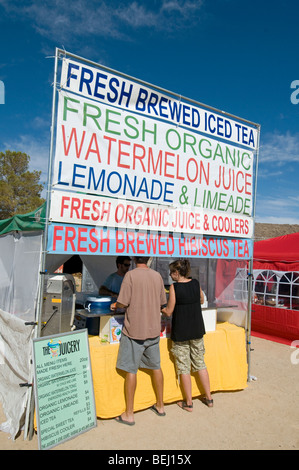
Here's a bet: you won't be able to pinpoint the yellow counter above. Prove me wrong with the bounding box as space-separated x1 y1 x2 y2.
89 322 248 419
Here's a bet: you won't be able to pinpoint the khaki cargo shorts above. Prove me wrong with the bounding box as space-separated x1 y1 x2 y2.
171 337 206 375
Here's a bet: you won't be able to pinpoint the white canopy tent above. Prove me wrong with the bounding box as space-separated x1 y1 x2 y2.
0 207 119 439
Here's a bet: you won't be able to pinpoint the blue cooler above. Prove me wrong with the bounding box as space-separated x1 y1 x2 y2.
83 296 113 335
84 296 113 314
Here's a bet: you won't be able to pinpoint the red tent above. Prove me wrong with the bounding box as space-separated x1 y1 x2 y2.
253 232 299 270
215 233 299 344
252 232 299 343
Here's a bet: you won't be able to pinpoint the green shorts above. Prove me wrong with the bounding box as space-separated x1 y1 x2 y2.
171 337 206 375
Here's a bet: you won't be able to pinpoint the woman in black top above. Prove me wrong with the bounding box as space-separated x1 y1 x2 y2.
162 259 213 411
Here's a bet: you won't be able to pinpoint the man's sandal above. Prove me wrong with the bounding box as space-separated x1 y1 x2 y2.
177 400 193 412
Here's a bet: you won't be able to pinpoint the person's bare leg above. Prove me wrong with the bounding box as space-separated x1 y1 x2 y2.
197 368 213 405
151 368 165 414
119 372 136 423
177 374 193 411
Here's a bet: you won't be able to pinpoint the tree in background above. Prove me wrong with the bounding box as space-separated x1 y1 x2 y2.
0 150 45 219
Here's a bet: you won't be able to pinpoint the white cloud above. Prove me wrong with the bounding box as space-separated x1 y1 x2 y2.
257 168 283 179
116 0 203 29
114 2 160 29
162 0 203 16
255 214 299 224
256 130 299 223
259 131 299 165
255 195 299 225
0 0 204 43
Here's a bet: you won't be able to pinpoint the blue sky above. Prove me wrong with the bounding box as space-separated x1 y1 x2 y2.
0 0 299 225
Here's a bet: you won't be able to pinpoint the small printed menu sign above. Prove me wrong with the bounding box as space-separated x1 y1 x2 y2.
33 329 97 450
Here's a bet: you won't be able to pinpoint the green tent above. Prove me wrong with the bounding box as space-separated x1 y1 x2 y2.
0 202 46 236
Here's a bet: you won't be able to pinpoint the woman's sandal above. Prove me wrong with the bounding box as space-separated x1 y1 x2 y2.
201 396 214 408
177 400 193 412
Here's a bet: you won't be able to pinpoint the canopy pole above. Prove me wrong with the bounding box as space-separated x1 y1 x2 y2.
26 48 60 439
36 46 59 337
246 124 261 381
246 260 253 380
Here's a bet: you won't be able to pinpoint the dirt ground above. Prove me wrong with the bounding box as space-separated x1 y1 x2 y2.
0 335 298 451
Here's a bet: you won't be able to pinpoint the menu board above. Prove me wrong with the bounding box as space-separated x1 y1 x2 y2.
32 329 97 450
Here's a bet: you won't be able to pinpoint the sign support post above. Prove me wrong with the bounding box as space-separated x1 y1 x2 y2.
26 48 60 440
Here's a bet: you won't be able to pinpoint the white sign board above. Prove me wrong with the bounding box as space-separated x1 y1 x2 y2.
33 329 97 450
49 55 259 240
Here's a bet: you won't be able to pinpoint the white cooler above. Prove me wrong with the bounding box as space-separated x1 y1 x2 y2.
202 309 217 332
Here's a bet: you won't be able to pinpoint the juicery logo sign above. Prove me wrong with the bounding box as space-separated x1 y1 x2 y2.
47 339 62 358
44 338 80 358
